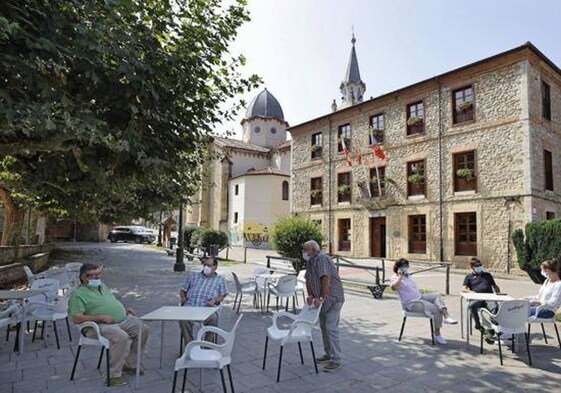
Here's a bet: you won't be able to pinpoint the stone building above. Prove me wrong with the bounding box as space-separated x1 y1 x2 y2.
289 41 561 270
186 88 291 249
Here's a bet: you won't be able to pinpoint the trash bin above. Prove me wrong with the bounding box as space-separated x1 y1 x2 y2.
209 244 219 257
169 237 177 249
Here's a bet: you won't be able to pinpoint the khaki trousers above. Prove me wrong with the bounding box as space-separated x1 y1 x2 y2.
178 313 219 345
87 315 151 378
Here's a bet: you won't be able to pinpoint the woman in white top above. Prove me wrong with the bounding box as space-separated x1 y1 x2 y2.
529 257 561 318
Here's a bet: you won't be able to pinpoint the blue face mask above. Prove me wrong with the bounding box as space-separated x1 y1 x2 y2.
474 266 484 274
88 279 102 288
302 252 310 261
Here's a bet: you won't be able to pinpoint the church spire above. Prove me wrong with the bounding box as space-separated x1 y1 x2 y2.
339 32 366 109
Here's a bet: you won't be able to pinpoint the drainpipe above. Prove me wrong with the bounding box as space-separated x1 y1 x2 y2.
436 78 444 262
328 116 333 254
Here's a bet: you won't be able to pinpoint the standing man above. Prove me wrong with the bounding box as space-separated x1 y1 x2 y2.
178 257 228 343
69 263 151 387
461 257 501 343
303 240 345 372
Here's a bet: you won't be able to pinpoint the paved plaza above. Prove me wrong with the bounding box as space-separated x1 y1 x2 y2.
1 243 561 393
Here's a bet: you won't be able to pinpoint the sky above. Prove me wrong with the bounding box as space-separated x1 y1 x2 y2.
221 0 561 138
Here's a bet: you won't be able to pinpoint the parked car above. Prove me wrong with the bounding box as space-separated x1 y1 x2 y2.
108 226 156 244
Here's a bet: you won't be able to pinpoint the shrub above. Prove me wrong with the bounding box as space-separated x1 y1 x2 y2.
183 226 198 252
512 219 561 283
271 215 323 272
189 227 228 254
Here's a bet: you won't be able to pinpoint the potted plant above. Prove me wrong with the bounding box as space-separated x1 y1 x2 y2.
456 168 474 181
311 144 322 152
337 184 351 194
310 189 322 198
459 101 473 112
369 126 383 138
338 136 351 146
407 116 423 127
408 174 423 186
370 176 379 184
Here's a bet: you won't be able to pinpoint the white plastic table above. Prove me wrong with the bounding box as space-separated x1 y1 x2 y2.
0 289 48 354
255 273 287 312
135 306 219 388
460 292 513 345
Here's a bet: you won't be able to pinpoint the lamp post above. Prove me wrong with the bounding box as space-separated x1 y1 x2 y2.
157 211 163 247
173 202 185 271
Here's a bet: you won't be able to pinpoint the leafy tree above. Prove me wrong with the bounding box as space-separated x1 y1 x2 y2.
512 219 561 283
271 216 324 272
0 0 259 245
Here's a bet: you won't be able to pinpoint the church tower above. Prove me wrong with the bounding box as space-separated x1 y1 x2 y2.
339 34 366 109
241 88 288 149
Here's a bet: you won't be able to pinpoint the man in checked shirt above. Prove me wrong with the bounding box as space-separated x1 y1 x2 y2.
303 240 345 372
178 257 228 343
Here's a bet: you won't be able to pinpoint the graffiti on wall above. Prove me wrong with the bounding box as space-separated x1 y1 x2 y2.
243 222 269 246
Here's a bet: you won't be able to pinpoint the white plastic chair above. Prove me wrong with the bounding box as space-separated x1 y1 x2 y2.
172 314 243 393
266 275 298 313
294 270 306 304
528 306 561 349
397 293 435 345
253 267 271 296
22 265 47 287
479 300 531 366
231 272 259 314
26 291 72 349
1 303 22 350
262 304 321 382
70 322 111 387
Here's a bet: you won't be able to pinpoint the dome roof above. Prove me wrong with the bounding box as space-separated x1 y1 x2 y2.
245 88 285 121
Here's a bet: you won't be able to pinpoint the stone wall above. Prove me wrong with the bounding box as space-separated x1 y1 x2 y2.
290 58 544 271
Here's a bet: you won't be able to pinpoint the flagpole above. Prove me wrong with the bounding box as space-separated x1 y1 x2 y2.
374 164 382 197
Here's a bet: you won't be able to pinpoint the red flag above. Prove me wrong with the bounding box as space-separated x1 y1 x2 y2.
369 128 386 160
340 136 353 167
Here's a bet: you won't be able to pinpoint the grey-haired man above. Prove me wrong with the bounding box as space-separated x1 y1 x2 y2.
303 240 345 372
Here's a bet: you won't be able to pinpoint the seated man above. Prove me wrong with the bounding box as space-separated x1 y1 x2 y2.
462 257 500 342
178 257 228 343
69 263 150 387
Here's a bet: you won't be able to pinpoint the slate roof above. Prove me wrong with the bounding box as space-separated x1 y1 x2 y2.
245 88 285 121
213 136 271 153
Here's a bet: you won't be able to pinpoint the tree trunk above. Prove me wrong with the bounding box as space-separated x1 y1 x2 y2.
0 187 26 247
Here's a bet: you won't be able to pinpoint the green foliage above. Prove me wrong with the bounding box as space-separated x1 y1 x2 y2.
512 220 561 283
183 226 198 252
271 216 324 272
0 0 260 234
190 227 228 253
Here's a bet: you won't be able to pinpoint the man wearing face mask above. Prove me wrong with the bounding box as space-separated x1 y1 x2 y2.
461 257 501 342
69 263 151 387
303 240 345 373
178 257 228 343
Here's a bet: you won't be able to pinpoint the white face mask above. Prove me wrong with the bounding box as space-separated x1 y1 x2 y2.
203 265 213 275
302 252 310 261
541 270 550 279
400 267 409 275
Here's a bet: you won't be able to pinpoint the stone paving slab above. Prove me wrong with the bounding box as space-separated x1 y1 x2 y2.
1 242 560 393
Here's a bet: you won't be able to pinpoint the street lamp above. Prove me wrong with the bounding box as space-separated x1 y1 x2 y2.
173 202 185 271
157 211 163 247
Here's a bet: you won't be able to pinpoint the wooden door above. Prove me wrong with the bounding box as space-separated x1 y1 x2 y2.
370 217 386 257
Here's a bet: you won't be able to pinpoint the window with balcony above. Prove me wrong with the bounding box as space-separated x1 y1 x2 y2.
310 177 323 206
311 132 323 159
338 124 352 152
406 101 424 135
453 151 477 192
407 160 426 197
369 113 385 143
337 172 352 203
369 167 385 197
338 218 351 251
408 215 426 254
453 85 474 124
455 212 477 256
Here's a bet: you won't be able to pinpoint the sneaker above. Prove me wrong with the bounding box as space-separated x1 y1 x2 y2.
434 335 447 345
443 317 458 325
315 354 331 363
105 376 128 387
122 365 145 376
323 361 342 372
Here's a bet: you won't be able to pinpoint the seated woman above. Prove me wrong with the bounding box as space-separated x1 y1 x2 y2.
390 258 457 345
529 257 561 318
